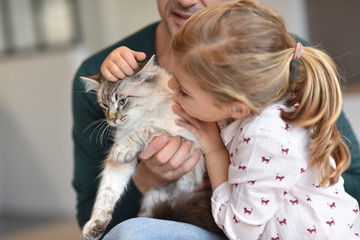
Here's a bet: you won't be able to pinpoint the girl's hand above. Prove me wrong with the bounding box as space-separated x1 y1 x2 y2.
173 104 230 190
101 46 146 82
173 105 226 157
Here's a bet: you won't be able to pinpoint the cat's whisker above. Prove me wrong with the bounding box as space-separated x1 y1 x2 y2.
85 117 114 147
100 124 113 146
93 121 104 144
99 125 107 146
98 122 111 146
88 119 108 144
94 120 110 145
84 118 107 133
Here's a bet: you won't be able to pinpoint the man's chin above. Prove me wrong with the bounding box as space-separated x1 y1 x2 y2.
165 20 183 37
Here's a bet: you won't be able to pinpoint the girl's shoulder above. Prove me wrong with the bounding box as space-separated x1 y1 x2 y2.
244 102 309 143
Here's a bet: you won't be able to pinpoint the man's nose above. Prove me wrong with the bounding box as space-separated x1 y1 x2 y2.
177 0 198 8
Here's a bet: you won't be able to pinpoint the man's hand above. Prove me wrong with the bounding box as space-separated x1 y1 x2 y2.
132 135 202 194
101 46 146 82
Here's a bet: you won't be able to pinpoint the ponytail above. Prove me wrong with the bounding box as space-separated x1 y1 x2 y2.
281 46 350 186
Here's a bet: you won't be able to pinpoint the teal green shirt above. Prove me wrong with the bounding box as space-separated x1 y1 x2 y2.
72 22 360 236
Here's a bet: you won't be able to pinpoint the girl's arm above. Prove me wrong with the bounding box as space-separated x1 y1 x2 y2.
203 148 230 191
173 105 265 239
173 105 230 190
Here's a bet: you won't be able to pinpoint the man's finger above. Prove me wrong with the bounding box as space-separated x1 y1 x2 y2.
172 148 202 178
138 135 169 160
154 136 182 165
166 140 192 170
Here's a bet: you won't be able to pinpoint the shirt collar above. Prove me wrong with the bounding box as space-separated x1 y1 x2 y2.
219 119 243 145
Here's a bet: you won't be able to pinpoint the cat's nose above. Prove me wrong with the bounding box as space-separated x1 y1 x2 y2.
109 118 116 124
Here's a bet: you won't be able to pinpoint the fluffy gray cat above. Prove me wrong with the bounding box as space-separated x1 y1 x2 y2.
81 56 222 240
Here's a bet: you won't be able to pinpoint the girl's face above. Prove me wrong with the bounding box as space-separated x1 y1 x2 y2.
168 54 232 122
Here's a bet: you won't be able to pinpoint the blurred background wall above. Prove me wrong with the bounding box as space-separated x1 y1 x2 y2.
0 0 160 234
0 0 359 237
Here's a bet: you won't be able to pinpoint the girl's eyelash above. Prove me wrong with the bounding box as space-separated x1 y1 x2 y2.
179 88 188 96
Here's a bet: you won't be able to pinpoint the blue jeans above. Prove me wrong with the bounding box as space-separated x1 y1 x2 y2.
102 217 228 240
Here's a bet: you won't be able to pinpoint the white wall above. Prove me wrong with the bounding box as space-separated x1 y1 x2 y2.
78 0 159 54
262 0 309 41
0 49 77 217
0 2 5 52
7 0 37 50
0 0 358 220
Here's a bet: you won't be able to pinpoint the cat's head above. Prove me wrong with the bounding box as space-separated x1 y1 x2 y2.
81 55 170 127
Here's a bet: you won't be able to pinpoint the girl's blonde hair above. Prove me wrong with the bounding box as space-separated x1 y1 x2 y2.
172 0 350 187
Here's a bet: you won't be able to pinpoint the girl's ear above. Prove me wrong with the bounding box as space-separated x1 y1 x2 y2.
230 101 250 119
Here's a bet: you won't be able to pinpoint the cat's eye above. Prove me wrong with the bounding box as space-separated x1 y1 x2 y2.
119 98 127 105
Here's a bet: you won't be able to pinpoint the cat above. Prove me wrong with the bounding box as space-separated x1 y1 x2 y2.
81 56 222 240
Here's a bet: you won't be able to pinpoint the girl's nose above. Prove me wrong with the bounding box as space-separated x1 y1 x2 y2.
168 76 178 93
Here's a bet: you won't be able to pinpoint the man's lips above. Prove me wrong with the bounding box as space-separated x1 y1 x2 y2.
172 10 192 25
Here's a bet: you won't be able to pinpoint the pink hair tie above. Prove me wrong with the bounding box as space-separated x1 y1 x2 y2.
293 42 303 60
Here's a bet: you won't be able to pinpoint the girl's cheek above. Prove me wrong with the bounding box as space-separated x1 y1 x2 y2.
181 103 195 117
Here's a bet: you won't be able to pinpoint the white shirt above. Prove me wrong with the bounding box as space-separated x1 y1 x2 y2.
212 102 360 240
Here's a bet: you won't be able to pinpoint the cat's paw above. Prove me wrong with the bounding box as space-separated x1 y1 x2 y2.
82 216 111 240
111 144 137 163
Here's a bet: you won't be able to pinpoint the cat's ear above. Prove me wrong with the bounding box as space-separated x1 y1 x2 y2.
136 55 158 83
80 73 103 92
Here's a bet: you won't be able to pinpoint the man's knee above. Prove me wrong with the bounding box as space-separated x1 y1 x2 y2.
103 217 163 240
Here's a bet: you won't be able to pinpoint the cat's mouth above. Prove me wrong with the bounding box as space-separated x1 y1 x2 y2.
107 115 128 127
107 120 117 127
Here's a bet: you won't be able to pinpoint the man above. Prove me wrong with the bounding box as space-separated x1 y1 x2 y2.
72 1 360 239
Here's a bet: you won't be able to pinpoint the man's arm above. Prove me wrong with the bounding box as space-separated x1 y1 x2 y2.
336 111 360 203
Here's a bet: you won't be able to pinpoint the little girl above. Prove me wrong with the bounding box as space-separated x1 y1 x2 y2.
170 1 359 239
102 1 360 239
